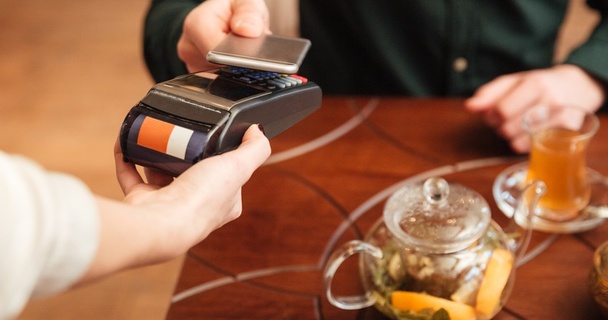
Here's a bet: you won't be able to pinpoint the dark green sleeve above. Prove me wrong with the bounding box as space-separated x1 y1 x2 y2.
563 0 608 110
143 0 203 82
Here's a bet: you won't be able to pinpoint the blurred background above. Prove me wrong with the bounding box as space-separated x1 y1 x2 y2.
0 0 597 319
1 0 176 319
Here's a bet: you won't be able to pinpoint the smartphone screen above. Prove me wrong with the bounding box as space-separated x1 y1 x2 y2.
206 33 311 74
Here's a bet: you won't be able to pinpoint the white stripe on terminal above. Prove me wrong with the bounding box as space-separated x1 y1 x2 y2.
166 125 194 160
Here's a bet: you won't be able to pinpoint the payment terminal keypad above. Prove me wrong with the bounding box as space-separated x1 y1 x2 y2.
220 67 309 90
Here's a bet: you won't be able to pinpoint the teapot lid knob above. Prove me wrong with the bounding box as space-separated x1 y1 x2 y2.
423 177 450 205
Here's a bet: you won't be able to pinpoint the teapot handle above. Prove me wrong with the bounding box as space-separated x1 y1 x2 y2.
507 179 546 261
323 240 383 310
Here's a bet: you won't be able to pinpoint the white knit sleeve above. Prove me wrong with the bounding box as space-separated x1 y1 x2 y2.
0 152 99 319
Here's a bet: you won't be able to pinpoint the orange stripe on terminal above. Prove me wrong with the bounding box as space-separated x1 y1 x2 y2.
137 116 174 153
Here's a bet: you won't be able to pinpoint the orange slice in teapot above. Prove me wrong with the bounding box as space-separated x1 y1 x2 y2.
391 291 476 320
475 248 514 316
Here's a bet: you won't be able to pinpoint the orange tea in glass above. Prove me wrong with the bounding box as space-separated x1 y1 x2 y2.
523 105 599 221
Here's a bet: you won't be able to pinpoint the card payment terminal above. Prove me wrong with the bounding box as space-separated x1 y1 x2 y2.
119 66 322 176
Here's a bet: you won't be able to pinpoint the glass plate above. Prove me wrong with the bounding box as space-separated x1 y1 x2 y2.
493 162 608 233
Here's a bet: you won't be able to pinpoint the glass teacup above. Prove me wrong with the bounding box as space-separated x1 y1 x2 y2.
523 105 599 221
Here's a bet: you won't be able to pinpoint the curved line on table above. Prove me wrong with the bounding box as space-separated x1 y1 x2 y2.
272 167 364 239
263 98 379 165
172 264 319 303
360 110 444 165
172 277 234 303
318 156 554 269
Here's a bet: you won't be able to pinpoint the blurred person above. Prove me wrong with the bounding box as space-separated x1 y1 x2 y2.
0 125 270 319
143 0 608 153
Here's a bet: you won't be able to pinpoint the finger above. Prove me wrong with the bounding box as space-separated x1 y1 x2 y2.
482 109 501 128
172 124 270 200
180 1 233 61
113 138 144 194
494 83 547 143
230 0 270 37
144 167 175 187
465 74 521 112
177 37 213 72
183 124 270 188
509 132 531 154
492 76 541 122
497 112 526 142
221 124 271 179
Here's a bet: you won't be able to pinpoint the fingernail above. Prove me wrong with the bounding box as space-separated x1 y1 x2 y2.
234 18 262 34
257 124 266 136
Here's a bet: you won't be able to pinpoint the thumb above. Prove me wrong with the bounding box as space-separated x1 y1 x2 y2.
230 0 270 37
234 124 272 169
173 125 270 194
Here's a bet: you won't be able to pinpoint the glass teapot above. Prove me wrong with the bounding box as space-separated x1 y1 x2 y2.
324 177 545 320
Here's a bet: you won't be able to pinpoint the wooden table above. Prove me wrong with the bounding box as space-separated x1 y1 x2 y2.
166 98 608 319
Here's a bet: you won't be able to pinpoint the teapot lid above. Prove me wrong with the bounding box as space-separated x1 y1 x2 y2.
383 177 491 253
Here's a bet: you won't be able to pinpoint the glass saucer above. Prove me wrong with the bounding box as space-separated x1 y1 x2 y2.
493 162 608 233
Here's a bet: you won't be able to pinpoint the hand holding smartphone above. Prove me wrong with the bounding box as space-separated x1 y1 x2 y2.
206 33 311 74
